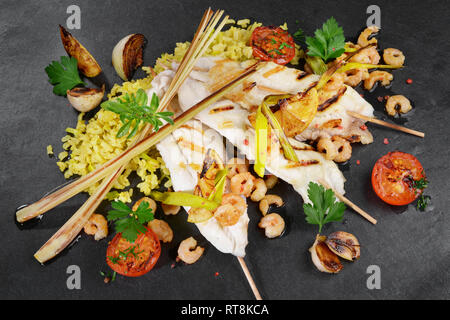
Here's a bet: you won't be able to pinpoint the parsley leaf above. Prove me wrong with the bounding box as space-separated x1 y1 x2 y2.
303 182 346 233
305 17 345 62
45 56 86 96
107 200 154 243
101 89 174 139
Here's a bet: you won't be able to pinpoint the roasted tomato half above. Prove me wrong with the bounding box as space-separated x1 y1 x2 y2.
250 26 296 65
106 226 161 277
371 151 426 206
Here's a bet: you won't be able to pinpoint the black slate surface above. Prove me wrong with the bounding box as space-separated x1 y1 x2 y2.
1 0 449 300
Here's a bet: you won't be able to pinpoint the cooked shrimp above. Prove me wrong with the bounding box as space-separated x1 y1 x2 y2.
258 213 285 238
383 48 405 67
83 213 108 240
250 178 268 202
148 219 173 243
385 95 412 116
317 137 338 160
364 71 393 90
133 197 157 213
214 193 247 227
177 237 204 264
343 68 369 87
226 157 249 178
162 203 181 215
323 72 345 92
331 136 352 163
230 172 255 197
349 45 380 65
264 175 278 190
357 25 379 47
259 195 283 216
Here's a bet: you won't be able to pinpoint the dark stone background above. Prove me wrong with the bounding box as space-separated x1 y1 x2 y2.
1 0 449 299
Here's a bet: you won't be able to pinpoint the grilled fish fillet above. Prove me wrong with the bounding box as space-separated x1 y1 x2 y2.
156 120 249 257
173 58 346 201
189 58 374 144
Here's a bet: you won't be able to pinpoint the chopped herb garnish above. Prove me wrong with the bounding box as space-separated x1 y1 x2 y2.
412 175 430 211
417 195 431 211
107 200 154 243
101 89 174 139
293 28 306 44
45 56 86 96
279 42 293 50
303 182 346 233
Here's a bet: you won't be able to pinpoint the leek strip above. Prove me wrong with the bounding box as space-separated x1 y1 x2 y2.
337 62 402 74
261 100 299 163
151 191 219 211
305 55 328 75
208 169 228 203
254 105 268 178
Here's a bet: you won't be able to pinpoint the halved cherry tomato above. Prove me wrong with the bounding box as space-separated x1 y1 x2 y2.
106 226 161 277
250 26 295 65
371 151 425 206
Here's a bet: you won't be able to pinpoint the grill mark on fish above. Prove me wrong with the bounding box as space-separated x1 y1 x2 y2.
320 119 343 129
296 72 309 80
318 87 347 112
285 159 320 168
180 124 204 134
257 85 288 95
291 144 315 151
263 65 285 78
209 105 235 114
243 81 256 92
176 137 206 154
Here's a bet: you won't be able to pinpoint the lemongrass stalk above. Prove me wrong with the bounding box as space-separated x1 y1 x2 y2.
16 9 228 223
31 65 258 263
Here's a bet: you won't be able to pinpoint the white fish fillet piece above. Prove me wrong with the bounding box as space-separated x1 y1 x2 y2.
174 58 346 201
156 120 249 257
203 58 374 144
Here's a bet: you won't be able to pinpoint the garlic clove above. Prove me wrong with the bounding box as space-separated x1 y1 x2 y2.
325 231 361 261
112 34 146 81
59 25 102 77
67 85 105 112
309 235 343 273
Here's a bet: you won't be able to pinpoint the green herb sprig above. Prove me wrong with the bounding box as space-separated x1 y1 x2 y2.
45 56 86 96
107 200 154 242
412 176 430 211
101 89 174 139
303 182 346 233
305 17 345 62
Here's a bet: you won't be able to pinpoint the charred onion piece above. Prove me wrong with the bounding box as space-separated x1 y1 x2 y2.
325 231 360 261
59 25 102 77
67 85 105 112
112 34 147 81
309 235 343 274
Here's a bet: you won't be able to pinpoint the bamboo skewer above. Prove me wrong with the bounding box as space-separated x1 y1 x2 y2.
237 257 262 300
347 111 425 138
319 179 377 225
